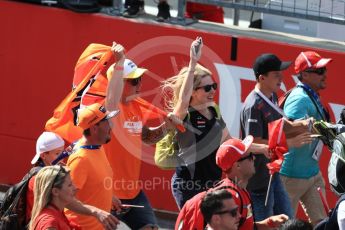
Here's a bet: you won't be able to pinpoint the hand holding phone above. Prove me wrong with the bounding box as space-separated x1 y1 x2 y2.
194 37 202 55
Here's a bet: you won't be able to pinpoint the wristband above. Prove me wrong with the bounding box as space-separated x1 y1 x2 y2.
115 66 124 71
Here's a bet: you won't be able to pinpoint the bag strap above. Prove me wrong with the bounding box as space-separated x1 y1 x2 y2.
298 85 330 122
1 168 40 217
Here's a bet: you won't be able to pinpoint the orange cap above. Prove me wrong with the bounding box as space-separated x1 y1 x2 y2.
77 103 119 130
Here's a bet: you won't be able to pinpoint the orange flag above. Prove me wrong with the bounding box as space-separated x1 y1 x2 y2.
45 44 113 143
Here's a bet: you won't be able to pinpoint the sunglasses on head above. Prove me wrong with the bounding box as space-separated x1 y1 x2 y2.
128 77 142 86
214 206 239 218
237 152 254 162
304 67 327 75
52 165 63 188
195 83 217 92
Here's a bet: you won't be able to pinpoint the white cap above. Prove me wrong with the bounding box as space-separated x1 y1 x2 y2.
106 59 147 80
31 132 64 165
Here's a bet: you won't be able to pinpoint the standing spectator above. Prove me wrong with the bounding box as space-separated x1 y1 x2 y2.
175 137 290 230
64 42 125 230
163 37 231 209
280 51 332 225
104 58 167 229
200 189 240 230
163 37 268 210
240 53 293 221
26 132 119 229
29 166 75 230
26 132 65 222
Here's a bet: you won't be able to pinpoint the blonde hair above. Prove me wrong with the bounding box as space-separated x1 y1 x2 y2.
29 166 69 230
161 63 212 111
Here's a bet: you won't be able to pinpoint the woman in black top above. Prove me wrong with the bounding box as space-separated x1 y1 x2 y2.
161 37 267 209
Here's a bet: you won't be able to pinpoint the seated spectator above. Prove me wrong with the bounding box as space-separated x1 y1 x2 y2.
123 0 170 21
200 189 240 230
29 166 75 230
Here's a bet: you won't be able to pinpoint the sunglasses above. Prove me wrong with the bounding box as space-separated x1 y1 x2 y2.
237 152 254 162
215 206 239 218
195 83 217 92
304 67 327 75
128 77 142 86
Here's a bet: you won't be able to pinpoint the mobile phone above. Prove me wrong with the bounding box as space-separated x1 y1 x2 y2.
193 37 203 55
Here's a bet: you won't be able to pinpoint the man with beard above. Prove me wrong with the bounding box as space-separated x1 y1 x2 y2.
65 42 125 230
280 51 332 225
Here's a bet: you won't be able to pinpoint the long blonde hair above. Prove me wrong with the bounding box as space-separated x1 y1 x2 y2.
161 63 212 111
29 166 69 230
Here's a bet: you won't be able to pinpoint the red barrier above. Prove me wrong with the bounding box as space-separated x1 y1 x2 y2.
1 1 345 213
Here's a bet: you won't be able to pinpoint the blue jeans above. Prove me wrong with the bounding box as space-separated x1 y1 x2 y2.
250 174 293 221
171 173 205 209
114 190 158 229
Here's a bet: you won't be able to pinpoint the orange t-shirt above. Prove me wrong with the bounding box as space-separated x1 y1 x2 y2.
104 101 145 199
65 146 113 230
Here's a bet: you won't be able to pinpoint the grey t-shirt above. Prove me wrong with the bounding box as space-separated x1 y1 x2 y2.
240 90 282 192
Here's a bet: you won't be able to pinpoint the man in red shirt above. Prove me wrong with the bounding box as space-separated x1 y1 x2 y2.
175 136 289 230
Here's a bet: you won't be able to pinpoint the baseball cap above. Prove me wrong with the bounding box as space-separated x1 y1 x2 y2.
216 135 254 172
107 59 147 80
77 103 119 130
294 51 332 73
253 54 291 76
32 132 65 165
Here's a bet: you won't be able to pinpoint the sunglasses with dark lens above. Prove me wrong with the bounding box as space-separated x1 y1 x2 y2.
215 206 239 218
237 152 254 162
304 67 327 75
195 83 217 92
129 77 142 86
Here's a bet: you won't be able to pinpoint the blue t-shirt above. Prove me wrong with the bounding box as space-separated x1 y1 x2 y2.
280 84 325 178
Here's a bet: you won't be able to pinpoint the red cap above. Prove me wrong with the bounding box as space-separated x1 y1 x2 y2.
295 51 332 73
216 135 254 172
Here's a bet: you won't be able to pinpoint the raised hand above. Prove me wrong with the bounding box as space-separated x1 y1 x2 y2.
111 41 125 63
190 37 203 63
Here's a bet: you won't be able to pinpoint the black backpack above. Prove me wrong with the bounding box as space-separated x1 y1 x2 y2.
0 167 41 230
314 194 345 230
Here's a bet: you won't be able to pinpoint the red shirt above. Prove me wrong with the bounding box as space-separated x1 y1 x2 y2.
26 176 35 222
214 178 255 230
33 205 72 230
175 178 255 230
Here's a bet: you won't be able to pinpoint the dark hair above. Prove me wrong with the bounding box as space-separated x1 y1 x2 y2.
200 189 233 223
278 219 313 230
83 128 91 136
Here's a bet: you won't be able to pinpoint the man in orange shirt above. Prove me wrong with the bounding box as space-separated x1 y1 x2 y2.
65 42 125 230
104 59 176 229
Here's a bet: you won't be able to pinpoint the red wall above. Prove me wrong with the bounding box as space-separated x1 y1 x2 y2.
1 1 345 213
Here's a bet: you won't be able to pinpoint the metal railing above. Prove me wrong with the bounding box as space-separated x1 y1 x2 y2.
109 0 345 25
182 0 345 24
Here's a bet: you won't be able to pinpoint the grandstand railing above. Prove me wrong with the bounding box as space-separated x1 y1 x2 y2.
111 0 345 25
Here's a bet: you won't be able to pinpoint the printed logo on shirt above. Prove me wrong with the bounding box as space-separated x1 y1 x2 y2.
196 116 206 128
124 117 142 135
